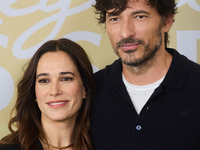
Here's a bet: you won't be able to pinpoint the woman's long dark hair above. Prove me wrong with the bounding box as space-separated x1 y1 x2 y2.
0 38 94 150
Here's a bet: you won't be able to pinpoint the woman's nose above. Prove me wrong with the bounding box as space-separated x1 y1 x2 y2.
49 82 62 96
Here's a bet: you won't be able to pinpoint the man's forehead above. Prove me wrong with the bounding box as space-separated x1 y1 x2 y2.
106 0 150 14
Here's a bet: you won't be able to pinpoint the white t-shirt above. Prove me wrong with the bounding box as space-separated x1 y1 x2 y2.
122 74 164 114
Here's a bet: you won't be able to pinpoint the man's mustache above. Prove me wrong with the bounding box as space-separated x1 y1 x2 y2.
116 37 144 48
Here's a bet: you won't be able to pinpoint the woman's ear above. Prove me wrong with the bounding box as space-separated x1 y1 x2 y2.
83 93 86 99
83 88 86 99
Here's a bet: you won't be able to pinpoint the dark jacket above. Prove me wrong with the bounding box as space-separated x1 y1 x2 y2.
90 48 200 150
0 139 43 150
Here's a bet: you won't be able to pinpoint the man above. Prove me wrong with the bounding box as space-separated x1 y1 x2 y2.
90 0 200 149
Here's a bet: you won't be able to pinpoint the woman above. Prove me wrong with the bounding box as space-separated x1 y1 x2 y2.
0 38 94 150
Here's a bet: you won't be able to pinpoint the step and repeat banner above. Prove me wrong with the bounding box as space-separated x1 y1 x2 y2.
0 0 200 139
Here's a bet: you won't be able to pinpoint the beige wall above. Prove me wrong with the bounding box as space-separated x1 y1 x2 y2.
0 0 200 139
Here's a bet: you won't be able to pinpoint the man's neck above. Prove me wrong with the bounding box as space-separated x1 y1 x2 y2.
122 49 172 86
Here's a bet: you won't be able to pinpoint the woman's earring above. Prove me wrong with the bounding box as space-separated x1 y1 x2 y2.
35 99 37 102
83 94 86 100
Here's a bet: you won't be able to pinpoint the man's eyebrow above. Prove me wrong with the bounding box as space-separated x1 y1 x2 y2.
131 10 150 15
36 73 49 79
106 10 150 18
106 13 119 18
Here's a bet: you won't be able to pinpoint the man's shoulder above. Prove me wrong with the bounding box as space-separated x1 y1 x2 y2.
187 60 200 82
187 56 200 69
168 48 200 72
94 59 121 78
169 48 200 86
94 59 122 89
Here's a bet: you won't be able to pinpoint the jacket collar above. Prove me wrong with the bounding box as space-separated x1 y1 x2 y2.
106 48 190 89
161 48 189 89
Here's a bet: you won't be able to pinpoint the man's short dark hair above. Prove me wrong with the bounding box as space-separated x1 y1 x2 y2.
93 0 177 48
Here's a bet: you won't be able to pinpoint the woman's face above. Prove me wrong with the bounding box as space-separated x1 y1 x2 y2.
35 51 86 123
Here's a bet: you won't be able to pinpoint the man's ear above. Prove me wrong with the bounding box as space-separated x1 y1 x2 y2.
162 15 174 33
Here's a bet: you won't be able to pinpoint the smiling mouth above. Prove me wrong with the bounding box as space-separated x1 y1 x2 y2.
48 101 68 105
47 101 69 108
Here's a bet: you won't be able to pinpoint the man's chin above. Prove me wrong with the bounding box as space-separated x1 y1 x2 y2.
122 60 143 67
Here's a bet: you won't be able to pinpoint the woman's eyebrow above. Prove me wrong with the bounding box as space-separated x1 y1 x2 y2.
36 73 49 79
60 72 75 76
36 72 76 79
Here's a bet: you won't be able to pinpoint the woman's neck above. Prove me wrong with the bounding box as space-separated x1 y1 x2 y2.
40 116 76 149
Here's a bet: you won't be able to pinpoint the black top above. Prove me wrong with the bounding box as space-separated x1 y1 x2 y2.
0 139 43 150
90 48 200 150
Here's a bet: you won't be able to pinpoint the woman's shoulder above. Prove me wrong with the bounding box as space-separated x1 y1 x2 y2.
0 143 21 150
0 139 43 150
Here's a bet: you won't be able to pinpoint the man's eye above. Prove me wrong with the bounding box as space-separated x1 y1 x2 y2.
110 18 120 21
61 77 73 81
136 15 146 19
38 79 49 83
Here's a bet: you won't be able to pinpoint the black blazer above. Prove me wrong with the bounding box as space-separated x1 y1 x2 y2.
0 139 43 150
90 48 200 150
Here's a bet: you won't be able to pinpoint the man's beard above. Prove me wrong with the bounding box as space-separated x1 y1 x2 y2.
114 25 163 67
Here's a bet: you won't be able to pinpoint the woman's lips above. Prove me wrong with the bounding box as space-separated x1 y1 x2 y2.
47 100 69 108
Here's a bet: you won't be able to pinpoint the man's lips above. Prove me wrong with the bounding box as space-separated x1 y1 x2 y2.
120 43 141 51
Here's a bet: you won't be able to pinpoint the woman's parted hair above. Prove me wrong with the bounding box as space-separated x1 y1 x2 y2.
1 38 94 150
93 0 177 47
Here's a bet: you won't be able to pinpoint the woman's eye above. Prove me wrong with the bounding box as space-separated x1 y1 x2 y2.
38 79 49 83
61 77 73 81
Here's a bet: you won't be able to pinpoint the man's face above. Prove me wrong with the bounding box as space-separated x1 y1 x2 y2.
106 0 167 67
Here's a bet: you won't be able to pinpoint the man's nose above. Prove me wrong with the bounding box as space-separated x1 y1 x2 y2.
120 19 135 39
